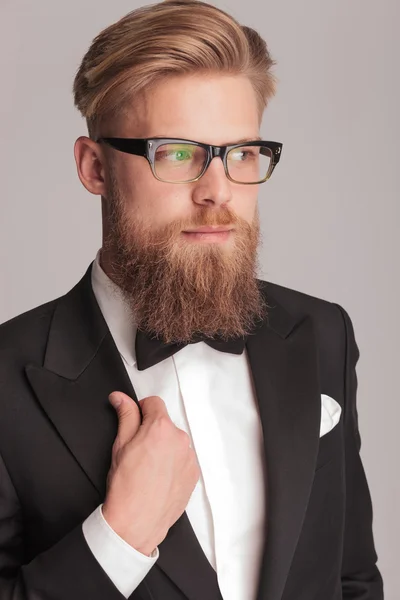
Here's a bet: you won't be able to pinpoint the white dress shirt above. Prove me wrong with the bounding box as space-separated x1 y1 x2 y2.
82 249 267 599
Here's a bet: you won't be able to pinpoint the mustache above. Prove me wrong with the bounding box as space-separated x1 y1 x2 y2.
165 206 243 236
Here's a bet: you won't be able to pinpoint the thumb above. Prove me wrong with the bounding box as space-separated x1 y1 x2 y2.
109 391 142 447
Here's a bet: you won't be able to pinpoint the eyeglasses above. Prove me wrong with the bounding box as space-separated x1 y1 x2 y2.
96 136 283 184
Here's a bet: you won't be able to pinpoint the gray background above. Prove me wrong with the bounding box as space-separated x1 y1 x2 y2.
1 0 398 597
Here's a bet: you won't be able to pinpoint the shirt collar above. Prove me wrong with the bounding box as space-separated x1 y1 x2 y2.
91 249 138 367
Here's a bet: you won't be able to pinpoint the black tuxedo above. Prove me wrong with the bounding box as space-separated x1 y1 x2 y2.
0 263 383 599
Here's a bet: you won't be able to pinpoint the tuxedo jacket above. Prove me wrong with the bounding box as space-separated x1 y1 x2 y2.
0 263 383 600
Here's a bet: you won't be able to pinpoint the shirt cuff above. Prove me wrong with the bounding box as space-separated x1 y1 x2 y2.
82 504 159 598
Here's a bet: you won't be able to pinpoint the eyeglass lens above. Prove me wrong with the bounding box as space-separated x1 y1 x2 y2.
154 143 272 183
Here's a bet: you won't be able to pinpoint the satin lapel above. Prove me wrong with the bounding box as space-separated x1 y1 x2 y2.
25 263 223 600
246 285 321 600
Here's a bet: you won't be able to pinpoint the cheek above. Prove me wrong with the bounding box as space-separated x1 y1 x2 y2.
117 163 165 212
233 190 258 224
131 180 190 227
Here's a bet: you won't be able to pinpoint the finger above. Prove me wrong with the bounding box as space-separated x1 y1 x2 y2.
109 391 141 447
139 395 169 424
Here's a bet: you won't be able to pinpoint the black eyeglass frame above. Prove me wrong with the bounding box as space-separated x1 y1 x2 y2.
96 136 283 184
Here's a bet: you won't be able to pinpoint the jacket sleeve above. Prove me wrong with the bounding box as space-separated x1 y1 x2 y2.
0 451 128 600
334 303 384 599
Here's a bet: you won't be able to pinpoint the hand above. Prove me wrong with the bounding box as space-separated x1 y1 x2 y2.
102 392 200 556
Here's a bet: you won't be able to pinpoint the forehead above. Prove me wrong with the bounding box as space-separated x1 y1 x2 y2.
118 74 261 144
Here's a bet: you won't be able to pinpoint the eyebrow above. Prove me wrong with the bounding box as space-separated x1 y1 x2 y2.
231 136 262 144
153 135 262 145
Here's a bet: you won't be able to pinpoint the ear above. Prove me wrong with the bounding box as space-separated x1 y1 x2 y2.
74 136 107 196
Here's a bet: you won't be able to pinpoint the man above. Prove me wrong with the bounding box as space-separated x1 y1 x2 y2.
0 0 383 598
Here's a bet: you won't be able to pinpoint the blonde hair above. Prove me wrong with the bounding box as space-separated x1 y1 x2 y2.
73 0 278 140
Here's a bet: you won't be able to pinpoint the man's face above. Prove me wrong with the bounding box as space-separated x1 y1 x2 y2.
92 74 268 342
103 74 261 238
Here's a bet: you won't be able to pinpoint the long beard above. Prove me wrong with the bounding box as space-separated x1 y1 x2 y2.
102 178 268 344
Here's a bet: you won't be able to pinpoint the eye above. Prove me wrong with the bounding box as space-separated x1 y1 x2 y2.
228 147 259 162
155 145 194 162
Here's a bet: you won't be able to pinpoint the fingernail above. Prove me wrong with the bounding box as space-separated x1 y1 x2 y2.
109 393 123 407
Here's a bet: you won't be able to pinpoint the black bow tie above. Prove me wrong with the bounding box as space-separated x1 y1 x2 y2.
135 328 247 371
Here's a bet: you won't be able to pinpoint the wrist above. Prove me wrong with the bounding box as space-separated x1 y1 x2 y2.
101 503 159 556
135 543 158 557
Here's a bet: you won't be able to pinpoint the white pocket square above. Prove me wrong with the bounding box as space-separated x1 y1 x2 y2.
320 394 342 437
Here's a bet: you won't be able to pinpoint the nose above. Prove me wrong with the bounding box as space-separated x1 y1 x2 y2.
191 156 233 207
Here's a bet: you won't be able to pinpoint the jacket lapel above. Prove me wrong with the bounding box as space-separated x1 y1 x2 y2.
246 283 322 600
25 262 223 600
